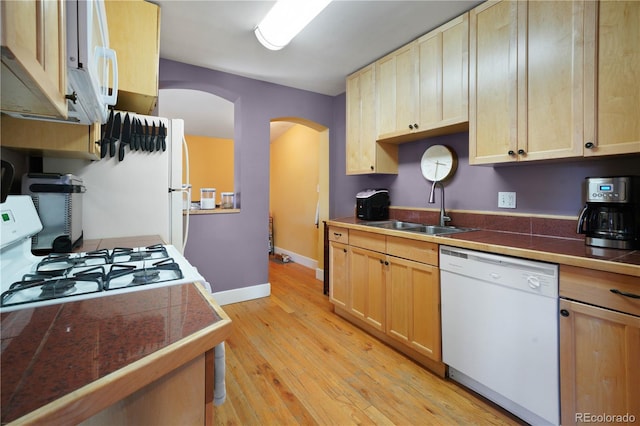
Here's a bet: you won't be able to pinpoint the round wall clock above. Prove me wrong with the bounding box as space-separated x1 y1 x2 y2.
420 145 458 182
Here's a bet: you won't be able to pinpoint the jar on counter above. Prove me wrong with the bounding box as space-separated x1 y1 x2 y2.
221 192 234 209
200 188 216 209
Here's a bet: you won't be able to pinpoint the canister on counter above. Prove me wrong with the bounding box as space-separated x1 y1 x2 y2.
201 188 216 209
221 192 234 209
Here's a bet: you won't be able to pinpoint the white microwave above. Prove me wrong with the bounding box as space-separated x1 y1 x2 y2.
66 0 119 124
7 0 118 125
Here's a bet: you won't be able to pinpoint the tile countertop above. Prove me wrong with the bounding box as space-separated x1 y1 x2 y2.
0 237 232 424
327 217 640 278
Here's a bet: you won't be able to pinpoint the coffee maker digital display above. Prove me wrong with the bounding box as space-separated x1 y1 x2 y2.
578 176 640 249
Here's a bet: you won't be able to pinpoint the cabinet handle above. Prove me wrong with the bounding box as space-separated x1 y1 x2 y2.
343 248 347 253
585 141 595 149
517 149 525 155
333 232 342 237
508 150 516 156
560 309 570 317
610 288 640 299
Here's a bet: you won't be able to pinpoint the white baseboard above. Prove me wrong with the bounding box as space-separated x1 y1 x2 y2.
273 246 323 282
212 283 271 306
273 246 317 270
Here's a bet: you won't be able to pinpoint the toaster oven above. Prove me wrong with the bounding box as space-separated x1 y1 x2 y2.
22 173 85 253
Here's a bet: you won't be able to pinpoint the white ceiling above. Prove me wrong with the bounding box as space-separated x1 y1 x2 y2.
154 0 483 138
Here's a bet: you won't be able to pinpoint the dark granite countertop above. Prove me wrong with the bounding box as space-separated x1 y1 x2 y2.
0 236 232 424
327 217 640 277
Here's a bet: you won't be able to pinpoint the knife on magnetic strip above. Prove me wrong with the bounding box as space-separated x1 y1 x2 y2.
101 109 114 159
119 113 131 161
109 112 121 157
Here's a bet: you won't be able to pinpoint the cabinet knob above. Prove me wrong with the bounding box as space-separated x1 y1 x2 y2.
517 149 525 155
508 150 516 156
585 141 594 149
343 248 347 253
408 124 414 130
560 309 570 317
413 123 419 129
385 261 389 266
370 165 374 171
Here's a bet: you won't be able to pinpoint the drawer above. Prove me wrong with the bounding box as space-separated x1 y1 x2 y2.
386 236 438 266
349 229 386 253
560 265 640 317
328 226 349 244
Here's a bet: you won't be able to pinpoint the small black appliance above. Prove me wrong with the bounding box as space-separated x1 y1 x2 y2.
356 189 390 221
577 176 640 250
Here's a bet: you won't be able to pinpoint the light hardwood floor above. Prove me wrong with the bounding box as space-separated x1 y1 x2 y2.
214 258 524 425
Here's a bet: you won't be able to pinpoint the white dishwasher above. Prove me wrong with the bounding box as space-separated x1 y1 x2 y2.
440 246 559 426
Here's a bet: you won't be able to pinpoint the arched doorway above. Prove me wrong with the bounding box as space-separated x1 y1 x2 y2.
269 118 329 280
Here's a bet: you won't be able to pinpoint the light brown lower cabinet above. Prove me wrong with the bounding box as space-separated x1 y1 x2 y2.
559 265 640 425
386 255 440 360
328 226 444 376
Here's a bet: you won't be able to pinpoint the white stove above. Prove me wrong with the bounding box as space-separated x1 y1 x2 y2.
1 196 205 313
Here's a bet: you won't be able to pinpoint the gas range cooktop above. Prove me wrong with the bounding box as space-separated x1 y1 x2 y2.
1 196 205 312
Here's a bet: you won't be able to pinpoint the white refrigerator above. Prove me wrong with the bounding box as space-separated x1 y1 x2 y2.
43 113 190 252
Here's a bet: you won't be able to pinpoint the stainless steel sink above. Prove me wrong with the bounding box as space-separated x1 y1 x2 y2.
364 220 423 230
406 225 475 235
362 220 475 235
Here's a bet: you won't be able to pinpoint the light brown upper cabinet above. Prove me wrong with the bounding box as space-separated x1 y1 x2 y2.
470 0 639 165
1 0 67 119
346 64 398 174
470 1 587 164
376 13 469 144
1 115 101 160
105 0 160 114
584 1 640 157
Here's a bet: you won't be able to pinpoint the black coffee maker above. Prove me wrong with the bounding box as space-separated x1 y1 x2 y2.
577 176 640 249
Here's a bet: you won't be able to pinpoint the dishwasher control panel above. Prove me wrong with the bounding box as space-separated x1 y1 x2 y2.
439 246 558 298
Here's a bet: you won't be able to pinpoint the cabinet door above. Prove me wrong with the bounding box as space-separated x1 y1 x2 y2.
387 256 441 361
1 0 67 118
349 246 385 331
559 299 640 426
376 43 418 140
418 13 469 130
329 241 349 309
0 115 101 160
104 0 160 114
469 1 518 164
584 1 640 157
346 65 397 175
346 65 376 174
520 0 585 161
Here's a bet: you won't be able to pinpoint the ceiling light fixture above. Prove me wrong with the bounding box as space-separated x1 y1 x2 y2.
255 0 332 51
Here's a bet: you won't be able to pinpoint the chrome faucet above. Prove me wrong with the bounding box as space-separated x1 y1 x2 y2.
428 181 451 227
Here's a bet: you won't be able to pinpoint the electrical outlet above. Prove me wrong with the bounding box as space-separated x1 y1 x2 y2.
498 192 516 209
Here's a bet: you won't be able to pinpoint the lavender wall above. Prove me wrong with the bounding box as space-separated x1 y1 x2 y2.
163 58 639 294
160 59 334 293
